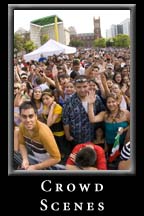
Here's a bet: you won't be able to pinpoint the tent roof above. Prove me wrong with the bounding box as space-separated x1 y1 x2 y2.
23 39 76 62
31 15 62 26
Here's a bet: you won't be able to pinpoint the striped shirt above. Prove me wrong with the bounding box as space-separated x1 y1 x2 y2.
18 120 61 163
120 141 130 160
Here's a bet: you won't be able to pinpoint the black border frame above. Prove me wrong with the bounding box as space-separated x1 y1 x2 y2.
8 4 136 176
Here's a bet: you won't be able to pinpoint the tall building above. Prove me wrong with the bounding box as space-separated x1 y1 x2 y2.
30 15 70 47
106 18 130 38
117 24 123 35
111 25 117 37
93 16 101 39
120 18 130 35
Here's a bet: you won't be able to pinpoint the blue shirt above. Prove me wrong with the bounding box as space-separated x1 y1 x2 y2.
62 93 105 144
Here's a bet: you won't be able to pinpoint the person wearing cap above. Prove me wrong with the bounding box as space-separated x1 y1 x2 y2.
104 64 114 79
20 72 28 82
62 75 105 148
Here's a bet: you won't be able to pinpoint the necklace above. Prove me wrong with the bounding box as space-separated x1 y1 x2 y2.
110 111 120 122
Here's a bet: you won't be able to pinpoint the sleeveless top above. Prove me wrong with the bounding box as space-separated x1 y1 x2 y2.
105 121 128 147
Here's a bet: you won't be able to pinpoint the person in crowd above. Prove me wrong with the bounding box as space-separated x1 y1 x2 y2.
118 141 131 170
74 146 98 170
66 142 107 170
64 81 76 102
62 75 105 149
38 54 47 63
41 89 71 164
93 124 105 150
113 72 123 88
13 101 61 170
31 86 43 121
14 82 21 99
87 92 130 156
70 59 85 80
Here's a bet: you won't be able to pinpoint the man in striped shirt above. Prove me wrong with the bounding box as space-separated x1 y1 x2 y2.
14 101 61 170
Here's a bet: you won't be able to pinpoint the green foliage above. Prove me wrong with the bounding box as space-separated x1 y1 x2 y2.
41 34 49 45
93 38 106 48
14 33 36 54
14 33 25 53
106 38 114 47
69 40 84 47
24 40 36 53
112 34 130 47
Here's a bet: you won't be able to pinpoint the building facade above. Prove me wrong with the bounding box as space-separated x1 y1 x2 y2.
30 15 70 47
93 16 101 39
70 17 102 48
70 33 95 47
120 18 130 36
106 18 130 38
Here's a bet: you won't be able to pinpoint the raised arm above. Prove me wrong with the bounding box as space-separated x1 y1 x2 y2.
87 90 105 123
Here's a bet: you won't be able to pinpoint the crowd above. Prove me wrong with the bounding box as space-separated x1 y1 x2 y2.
13 47 131 171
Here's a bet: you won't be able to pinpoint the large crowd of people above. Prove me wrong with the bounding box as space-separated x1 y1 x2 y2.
13 47 131 171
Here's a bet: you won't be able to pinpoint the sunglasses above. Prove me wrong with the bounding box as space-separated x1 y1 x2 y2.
14 87 20 90
75 78 87 83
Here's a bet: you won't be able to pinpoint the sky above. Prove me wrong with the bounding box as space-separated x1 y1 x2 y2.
14 9 130 38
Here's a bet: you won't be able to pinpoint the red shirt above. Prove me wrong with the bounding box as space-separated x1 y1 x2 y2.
66 142 107 170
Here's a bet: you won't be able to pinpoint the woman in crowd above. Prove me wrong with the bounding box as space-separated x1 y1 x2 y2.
93 124 105 150
87 92 130 158
41 89 71 164
31 86 43 121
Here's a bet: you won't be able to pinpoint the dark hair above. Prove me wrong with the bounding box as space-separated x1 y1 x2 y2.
42 89 54 97
75 147 97 168
95 123 105 139
19 101 37 115
73 59 80 65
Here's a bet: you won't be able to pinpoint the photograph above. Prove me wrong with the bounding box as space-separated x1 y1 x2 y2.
9 4 135 176
8 3 137 216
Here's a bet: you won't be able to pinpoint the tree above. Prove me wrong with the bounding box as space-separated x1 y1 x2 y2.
113 34 130 47
69 40 84 47
14 33 25 53
93 38 106 48
24 40 36 53
106 38 114 47
41 34 49 45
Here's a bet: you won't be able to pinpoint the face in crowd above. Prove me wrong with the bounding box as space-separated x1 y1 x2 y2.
42 92 54 107
74 78 89 98
20 107 37 131
65 82 75 95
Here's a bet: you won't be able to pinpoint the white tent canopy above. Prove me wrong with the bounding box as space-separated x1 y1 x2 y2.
23 39 76 62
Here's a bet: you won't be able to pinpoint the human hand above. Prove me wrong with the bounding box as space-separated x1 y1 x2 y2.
26 165 37 170
87 90 96 104
117 127 124 135
52 64 58 78
66 135 74 141
51 101 56 109
22 159 29 169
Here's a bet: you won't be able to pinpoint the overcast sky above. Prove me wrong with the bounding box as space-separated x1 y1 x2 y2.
14 9 130 37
